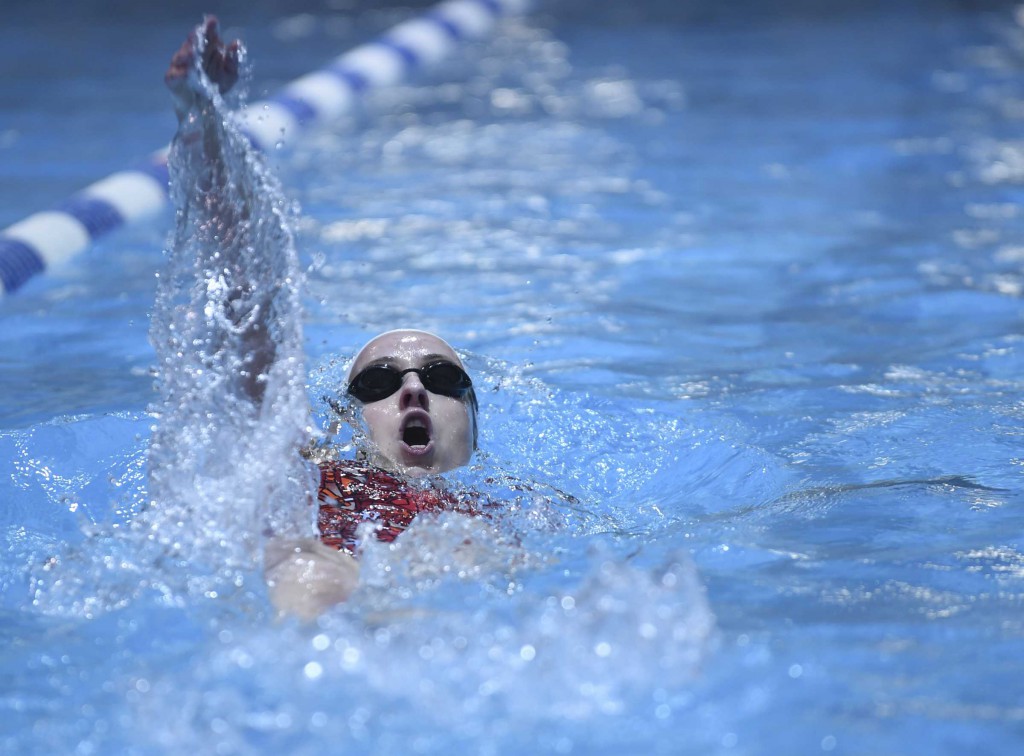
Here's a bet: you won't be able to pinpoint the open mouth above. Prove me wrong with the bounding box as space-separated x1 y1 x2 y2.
403 425 429 447
400 412 433 453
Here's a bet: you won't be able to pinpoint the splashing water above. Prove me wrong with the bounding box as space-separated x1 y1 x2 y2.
8 2 1024 753
29 27 317 616
145 30 315 572
10 10 725 754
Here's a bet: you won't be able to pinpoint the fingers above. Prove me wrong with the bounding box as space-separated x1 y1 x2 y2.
166 15 241 96
199 16 241 95
201 15 222 54
164 40 192 89
200 16 221 76
225 40 241 79
221 40 241 94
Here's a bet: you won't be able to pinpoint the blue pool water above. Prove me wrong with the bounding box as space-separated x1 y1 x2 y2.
3 0 1024 753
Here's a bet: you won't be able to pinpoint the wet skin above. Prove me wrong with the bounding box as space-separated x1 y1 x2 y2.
164 23 475 617
349 330 474 476
165 15 240 106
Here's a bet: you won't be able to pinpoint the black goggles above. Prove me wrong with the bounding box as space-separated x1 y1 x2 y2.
347 361 473 404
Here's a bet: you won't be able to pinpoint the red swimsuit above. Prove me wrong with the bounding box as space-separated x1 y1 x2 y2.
317 460 478 554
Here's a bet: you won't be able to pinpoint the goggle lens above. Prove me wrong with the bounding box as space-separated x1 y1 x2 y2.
347 361 472 403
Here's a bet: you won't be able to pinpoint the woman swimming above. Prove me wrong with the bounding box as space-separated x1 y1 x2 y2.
164 17 484 619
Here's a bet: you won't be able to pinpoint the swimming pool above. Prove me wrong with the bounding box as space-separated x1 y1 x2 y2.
3 0 1024 752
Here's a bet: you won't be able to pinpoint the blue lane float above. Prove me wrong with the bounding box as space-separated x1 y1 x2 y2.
0 0 529 298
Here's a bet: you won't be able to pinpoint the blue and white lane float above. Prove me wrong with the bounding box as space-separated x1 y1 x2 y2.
0 0 529 298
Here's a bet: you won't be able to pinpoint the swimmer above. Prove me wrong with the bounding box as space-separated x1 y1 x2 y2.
165 18 483 619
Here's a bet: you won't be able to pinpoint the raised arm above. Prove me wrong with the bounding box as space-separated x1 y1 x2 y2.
163 16 278 406
158 19 360 617
165 17 245 254
149 17 322 590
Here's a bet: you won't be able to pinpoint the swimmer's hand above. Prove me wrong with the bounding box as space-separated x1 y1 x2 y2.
264 538 360 621
165 15 241 111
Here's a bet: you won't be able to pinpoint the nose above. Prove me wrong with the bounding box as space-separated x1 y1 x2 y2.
398 371 429 410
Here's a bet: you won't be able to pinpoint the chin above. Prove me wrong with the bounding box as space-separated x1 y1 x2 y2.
372 446 436 476
371 439 468 476
398 457 435 476
401 454 467 477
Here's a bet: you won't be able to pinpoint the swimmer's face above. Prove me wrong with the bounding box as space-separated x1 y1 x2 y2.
347 330 475 477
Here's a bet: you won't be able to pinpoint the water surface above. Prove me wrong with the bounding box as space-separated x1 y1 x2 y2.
2 1 1024 753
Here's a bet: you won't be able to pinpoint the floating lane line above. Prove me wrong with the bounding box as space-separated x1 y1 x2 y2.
0 0 529 298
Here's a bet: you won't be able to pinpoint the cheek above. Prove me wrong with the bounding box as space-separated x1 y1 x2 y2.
434 400 472 446
360 403 399 442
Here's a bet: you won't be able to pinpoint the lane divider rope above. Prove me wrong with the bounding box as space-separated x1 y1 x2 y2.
0 0 529 297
